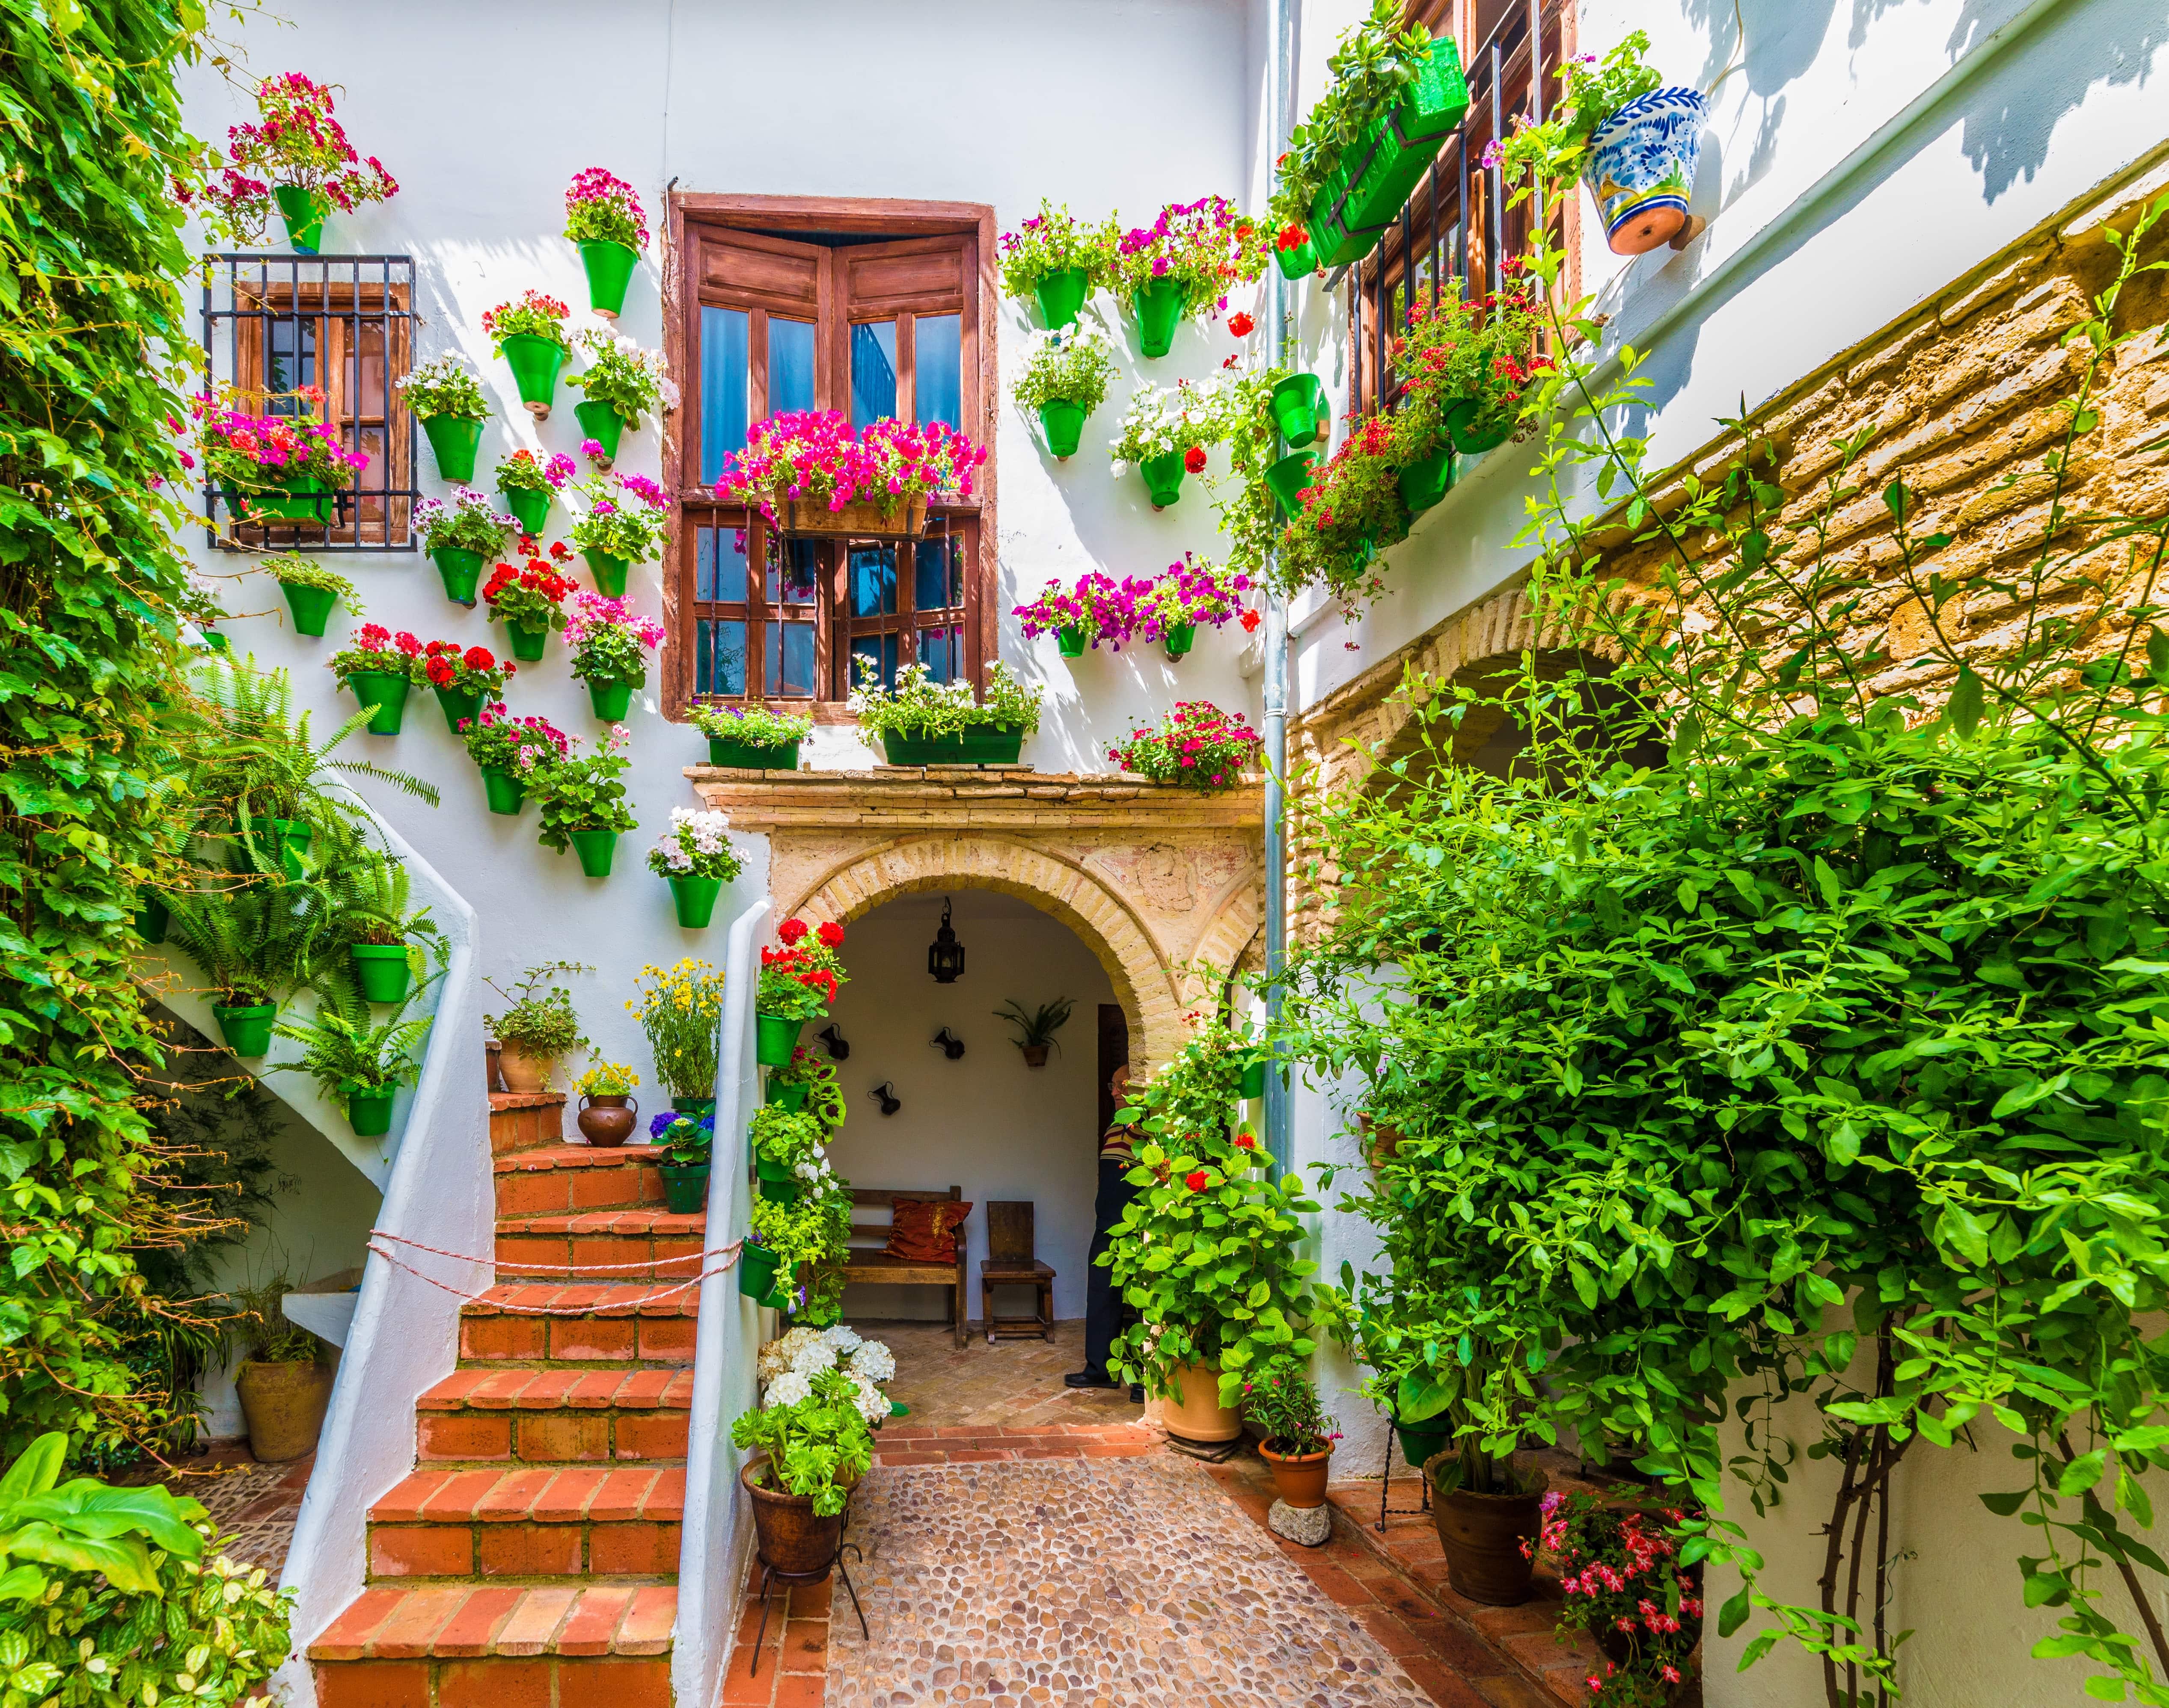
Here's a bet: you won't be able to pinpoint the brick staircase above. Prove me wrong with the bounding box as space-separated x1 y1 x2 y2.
309 1091 705 1707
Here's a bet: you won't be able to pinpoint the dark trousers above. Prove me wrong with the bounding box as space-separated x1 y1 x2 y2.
1083 1156 1137 1377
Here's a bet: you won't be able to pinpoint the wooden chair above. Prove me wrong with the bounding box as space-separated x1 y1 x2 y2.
842 1186 969 1349
979 1201 1055 1343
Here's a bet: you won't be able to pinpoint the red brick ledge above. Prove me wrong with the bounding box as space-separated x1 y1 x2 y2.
870 1421 1161 1468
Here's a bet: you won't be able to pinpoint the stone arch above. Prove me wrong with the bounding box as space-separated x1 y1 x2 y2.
786 834 1186 1076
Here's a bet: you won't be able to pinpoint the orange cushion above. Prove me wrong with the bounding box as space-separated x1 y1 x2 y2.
886 1199 972 1264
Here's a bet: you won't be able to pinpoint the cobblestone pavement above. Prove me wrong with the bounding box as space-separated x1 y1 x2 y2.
134 1446 313 1578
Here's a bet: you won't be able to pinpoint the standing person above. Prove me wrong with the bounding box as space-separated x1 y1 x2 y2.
1067 1063 1141 1394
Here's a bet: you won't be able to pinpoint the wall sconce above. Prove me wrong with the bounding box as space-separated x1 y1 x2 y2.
873 1081 901 1116
931 1027 965 1061
927 896 966 984
818 1024 850 1061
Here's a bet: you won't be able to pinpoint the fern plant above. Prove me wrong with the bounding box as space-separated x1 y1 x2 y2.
270 982 434 1097
311 827 446 969
162 878 322 1007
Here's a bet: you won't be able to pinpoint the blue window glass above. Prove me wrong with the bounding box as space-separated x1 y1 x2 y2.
914 538 960 614
921 623 964 684
700 306 750 485
915 313 962 430
265 316 317 414
696 618 747 697
770 317 816 415
850 632 900 693
695 526 749 602
850 320 897 428
850 545 897 617
766 620 817 698
775 538 819 605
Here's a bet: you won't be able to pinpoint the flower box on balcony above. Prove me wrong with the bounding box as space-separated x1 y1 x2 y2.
1307 39 1471 268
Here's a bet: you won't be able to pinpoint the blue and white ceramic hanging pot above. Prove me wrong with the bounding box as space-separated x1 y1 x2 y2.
1583 86 1710 255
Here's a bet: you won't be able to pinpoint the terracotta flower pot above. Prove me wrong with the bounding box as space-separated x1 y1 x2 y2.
1429 1463 1550 1605
740 1456 844 1577
1020 1044 1050 1069
496 1043 553 1093
236 1359 335 1463
1258 1441 1333 1509
1158 1361 1241 1444
577 1093 637 1147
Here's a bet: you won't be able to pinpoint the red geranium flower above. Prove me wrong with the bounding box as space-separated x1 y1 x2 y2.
1183 445 1207 475
817 921 845 948
1233 1133 1255 1149
1227 311 1254 338
778 918 808 945
394 631 422 656
1276 224 1307 252
464 646 497 670
1240 608 1262 633
1184 1170 1209 1192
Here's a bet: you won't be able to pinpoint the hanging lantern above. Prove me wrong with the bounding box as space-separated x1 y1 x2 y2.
927 896 966 984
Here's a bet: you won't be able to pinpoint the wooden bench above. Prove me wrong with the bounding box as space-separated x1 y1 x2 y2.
842 1186 968 1348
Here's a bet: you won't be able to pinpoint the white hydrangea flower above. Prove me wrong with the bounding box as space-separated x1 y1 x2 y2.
820 1324 863 1355
762 1370 812 1409
849 1340 895 1384
758 1326 821 1386
851 1374 887 1422
790 1339 839 1377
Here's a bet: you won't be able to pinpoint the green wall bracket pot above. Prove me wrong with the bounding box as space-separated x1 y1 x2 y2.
281 580 337 637
707 736 799 771
755 1156 800 1206
347 670 410 735
764 1079 808 1112
1269 374 1327 448
1032 266 1090 329
506 620 549 664
351 943 413 1004
1264 448 1321 517
879 726 1025 766
739 1241 783 1302
434 682 491 736
579 239 640 319
501 333 566 419
270 818 312 881
1056 625 1087 659
1583 87 1709 255
501 486 552 535
347 1084 395 1139
583 549 629 599
1138 451 1185 510
573 398 626 465
669 1096 717 1116
480 764 527 815
273 184 327 254
587 675 637 722
1162 623 1196 661
421 414 484 484
569 827 618 878
755 1012 805 1067
1444 397 1513 455
1132 276 1185 358
1038 400 1085 460
1307 38 1471 266
1274 234 1316 279
669 873 723 929
659 1163 709 1216
213 1002 277 1059
225 476 331 525
1398 443 1455 514
1397 1420 1451 1470
133 894 169 944
434 547 486 607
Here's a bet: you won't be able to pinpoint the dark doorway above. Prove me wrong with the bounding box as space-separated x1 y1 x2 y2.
1097 1003 1129 1134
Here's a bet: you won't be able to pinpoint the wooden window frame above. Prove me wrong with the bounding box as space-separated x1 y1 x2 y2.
662 195 997 724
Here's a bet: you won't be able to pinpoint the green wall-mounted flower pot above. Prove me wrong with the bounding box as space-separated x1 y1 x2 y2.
660 1163 709 1216
1398 443 1456 514
212 1002 277 1059
587 675 637 722
584 549 628 599
580 239 639 320
668 872 723 929
764 1079 808 1112
347 1083 396 1139
739 1241 783 1302
434 546 486 607
270 817 312 881
879 727 1025 766
1274 234 1316 279
501 333 565 419
568 827 618 878
1132 276 1185 358
505 621 549 664
670 1095 716 1117
1163 623 1195 661
434 683 491 736
755 1011 805 1067
1038 400 1085 460
347 670 410 735
1033 266 1090 329
273 184 327 254
573 398 626 465
133 893 169 944
480 764 527 816
1264 448 1321 517
1139 452 1185 510
1270 374 1327 448
1444 397 1512 455
1056 625 1087 659
501 486 551 535
281 580 337 637
226 477 331 525
707 736 799 771
421 414 484 484
351 943 413 1004
755 1156 800 1206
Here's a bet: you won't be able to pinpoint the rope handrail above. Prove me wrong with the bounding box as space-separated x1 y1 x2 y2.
366 1228 746 1315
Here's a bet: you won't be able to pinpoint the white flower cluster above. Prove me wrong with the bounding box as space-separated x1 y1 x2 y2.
850 1373 887 1423
756 1325 825 1387
656 806 732 872
1110 375 1227 466
762 1370 811 1409
820 1323 862 1355
849 1338 895 1384
756 1325 894 1411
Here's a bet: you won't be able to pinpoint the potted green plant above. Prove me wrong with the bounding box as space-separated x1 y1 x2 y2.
1012 569 1138 658
565 329 679 467
529 728 638 877
493 448 578 536
648 808 744 930
731 1367 875 1572
197 383 368 528
1536 1490 1704 1701
460 704 570 816
851 656 1044 766
566 471 670 599
565 167 648 320
654 1109 714 1213
1013 329 1115 460
481 542 578 663
325 625 424 735
1270 412 1408 611
751 1103 827 1205
1135 552 1253 658
1112 377 1227 510
270 985 433 1138
756 917 849 1065
483 961 592 1092
1106 196 1261 358
1394 1347 1550 1606
266 555 359 639
564 590 663 721
748 1171 853 1325
1386 273 1545 486
995 996 1074 1069
163 881 314 1058
192 72 397 254
1109 702 1263 792
414 487 519 606
630 958 729 1111
719 412 986 536
571 1059 640 1147
317 839 445 1005
691 703 814 771
418 639 515 735
1244 1357 1341 1512
483 289 574 420
766 1044 845 1124
996 199 1113 329
394 353 490 484
226 1275 334 1462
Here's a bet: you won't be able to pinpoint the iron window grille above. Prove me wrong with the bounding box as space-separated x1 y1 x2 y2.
199 253 419 552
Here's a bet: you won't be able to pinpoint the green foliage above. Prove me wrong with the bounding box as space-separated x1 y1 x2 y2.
994 997 1074 1053
687 703 811 748
222 1277 320 1367
263 554 359 605
849 658 1043 741
1500 30 1665 177
995 199 1114 299
749 1189 853 1328
1281 0 1436 217
1241 1355 1338 1457
770 1047 845 1129
0 1432 202 1602
482 963 591 1059
729 1369 873 1517
529 733 637 848
270 982 433 1098
1206 365 1292 583
1013 331 1115 415
161 879 323 1011
750 1106 825 1172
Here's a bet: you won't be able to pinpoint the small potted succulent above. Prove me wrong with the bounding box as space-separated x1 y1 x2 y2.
1111 378 1227 510
1245 1357 1342 1515
483 289 574 419
270 987 433 1139
567 471 670 597
565 329 679 466
652 1109 715 1214
325 624 423 734
395 353 490 484
996 199 1112 329
691 703 813 771
197 383 367 528
483 961 591 1093
565 592 664 721
481 541 579 662
648 807 744 930
850 656 1044 766
731 1368 875 1574
414 486 519 606
571 1060 640 1147
460 703 571 816
1014 329 1116 461
630 957 730 1114
719 411 986 535
493 448 578 536
529 726 637 877
1109 702 1262 792
1107 196 1261 357
1013 569 1141 658
189 72 397 254
756 918 848 1066
266 554 358 639
418 639 514 735
564 166 648 320
1135 552 1252 658
995 996 1074 1069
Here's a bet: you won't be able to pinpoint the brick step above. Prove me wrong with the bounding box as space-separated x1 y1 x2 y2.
458 1284 698 1365
493 1144 666 1218
494 1209 705 1281
417 1368 693 1464
489 1091 567 1157
366 1466 685 1583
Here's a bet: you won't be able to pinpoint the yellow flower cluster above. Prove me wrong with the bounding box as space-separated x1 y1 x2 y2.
629 959 728 1099
575 1061 639 1097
